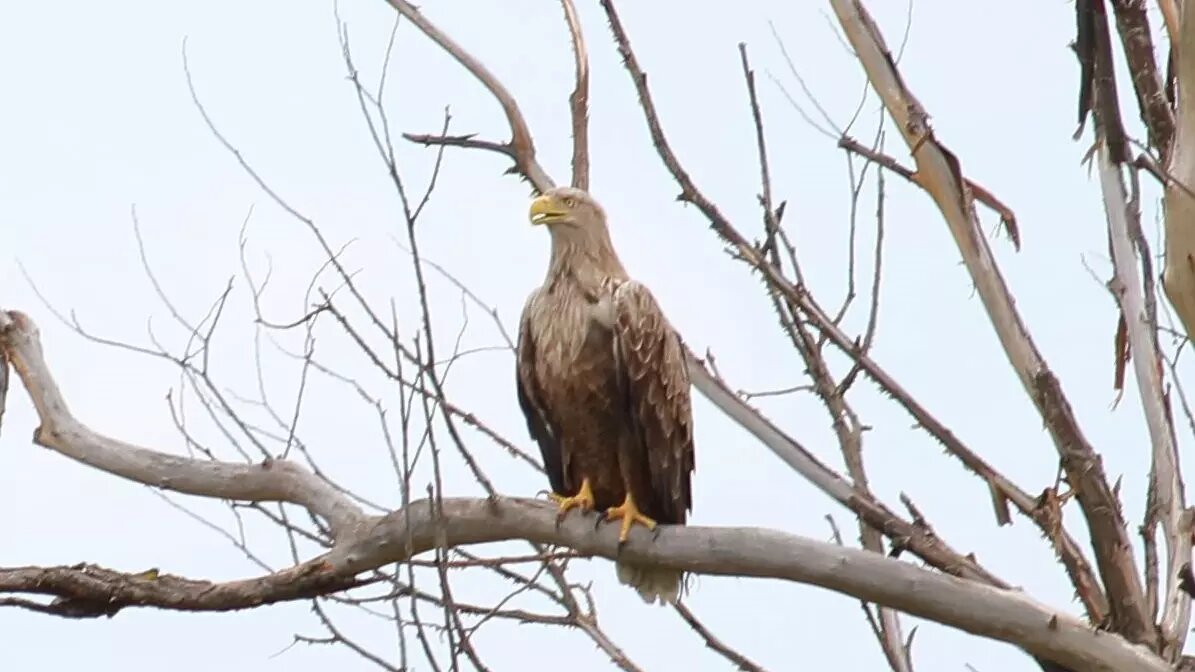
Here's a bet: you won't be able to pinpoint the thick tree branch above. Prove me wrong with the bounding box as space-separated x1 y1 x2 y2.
0 310 367 540
0 494 1169 672
830 0 1151 646
1 306 1169 671
0 561 365 617
340 500 1141 672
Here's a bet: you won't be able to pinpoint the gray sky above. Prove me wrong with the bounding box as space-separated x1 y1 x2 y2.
1 0 1176 670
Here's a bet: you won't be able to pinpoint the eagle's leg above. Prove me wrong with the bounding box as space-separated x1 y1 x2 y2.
605 492 658 544
549 477 596 520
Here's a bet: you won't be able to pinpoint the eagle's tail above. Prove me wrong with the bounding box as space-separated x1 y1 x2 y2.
615 560 684 605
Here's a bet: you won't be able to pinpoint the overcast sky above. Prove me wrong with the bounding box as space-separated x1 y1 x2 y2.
1 0 1180 670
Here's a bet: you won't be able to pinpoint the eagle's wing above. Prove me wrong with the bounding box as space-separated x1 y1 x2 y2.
515 289 567 495
611 280 694 524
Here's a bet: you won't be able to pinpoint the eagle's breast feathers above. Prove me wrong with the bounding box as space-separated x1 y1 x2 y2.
517 275 694 523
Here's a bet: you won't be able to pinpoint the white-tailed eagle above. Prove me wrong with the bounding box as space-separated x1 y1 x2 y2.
515 186 695 605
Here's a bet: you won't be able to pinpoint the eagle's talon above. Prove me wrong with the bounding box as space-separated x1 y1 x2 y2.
549 477 596 522
605 493 658 544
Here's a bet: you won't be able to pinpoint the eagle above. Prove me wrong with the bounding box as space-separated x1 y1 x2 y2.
515 186 695 605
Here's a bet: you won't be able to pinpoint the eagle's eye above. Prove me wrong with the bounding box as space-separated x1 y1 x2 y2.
563 196 577 208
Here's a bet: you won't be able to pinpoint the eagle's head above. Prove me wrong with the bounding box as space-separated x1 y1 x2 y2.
528 186 607 232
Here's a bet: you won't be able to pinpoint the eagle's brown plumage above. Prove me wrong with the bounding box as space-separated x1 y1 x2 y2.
515 186 695 604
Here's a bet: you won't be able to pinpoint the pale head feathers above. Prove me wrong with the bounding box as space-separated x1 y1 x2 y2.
528 187 625 282
528 186 608 231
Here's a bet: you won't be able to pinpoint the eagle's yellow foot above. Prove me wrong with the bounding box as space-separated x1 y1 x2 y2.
549 477 596 520
605 493 657 543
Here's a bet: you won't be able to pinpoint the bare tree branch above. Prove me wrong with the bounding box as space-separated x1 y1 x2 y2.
8 491 1165 672
829 0 1151 647
1084 0 1192 656
2 284 1171 672
0 562 367 617
1 309 366 539
1097 142 1191 657
672 602 767 672
837 136 1019 249
828 143 1107 611
381 0 552 190
559 0 590 190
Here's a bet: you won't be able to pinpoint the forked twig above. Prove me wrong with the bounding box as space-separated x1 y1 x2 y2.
383 0 553 190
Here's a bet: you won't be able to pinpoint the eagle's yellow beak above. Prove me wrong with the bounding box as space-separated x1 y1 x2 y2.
529 194 566 225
